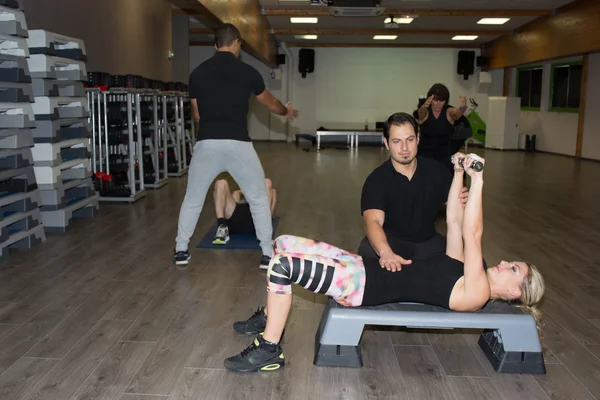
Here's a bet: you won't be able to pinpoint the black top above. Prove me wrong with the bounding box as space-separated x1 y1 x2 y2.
188 51 266 142
419 105 455 160
360 157 453 243
361 253 464 308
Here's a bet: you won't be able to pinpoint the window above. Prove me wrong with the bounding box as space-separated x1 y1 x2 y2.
550 62 582 112
516 66 543 110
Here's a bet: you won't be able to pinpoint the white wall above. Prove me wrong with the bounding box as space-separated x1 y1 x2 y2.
189 46 287 141
504 56 581 155
286 47 485 136
497 53 600 160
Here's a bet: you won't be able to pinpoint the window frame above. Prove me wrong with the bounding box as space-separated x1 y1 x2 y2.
515 65 544 111
548 60 583 113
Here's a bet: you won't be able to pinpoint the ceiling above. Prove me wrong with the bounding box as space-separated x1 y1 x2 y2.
179 0 578 48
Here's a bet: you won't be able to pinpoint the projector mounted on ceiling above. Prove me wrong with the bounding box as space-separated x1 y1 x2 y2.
326 0 385 17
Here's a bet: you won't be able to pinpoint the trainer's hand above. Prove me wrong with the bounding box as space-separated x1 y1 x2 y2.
285 102 299 120
379 250 411 272
459 186 469 208
459 96 467 107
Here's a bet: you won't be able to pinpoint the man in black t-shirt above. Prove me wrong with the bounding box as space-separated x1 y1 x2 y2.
174 24 298 269
359 112 468 272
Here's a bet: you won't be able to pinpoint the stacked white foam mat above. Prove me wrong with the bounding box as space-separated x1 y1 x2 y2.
26 28 99 232
0 0 46 260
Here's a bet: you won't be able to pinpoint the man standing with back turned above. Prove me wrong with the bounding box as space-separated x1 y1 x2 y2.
174 23 298 269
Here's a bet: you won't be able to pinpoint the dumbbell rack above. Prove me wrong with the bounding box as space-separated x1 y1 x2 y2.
0 0 47 260
161 92 192 177
86 88 148 202
180 94 195 167
141 91 168 189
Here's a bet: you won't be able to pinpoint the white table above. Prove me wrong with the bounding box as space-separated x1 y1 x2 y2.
315 130 384 151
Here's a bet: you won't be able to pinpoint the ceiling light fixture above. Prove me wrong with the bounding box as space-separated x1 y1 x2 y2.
373 35 398 40
295 35 318 39
290 17 318 23
384 16 414 24
477 18 510 25
452 35 478 40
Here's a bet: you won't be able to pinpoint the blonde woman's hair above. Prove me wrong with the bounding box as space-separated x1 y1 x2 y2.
516 263 546 335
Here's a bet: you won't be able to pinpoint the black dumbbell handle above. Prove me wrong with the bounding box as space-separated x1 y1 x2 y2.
458 157 484 172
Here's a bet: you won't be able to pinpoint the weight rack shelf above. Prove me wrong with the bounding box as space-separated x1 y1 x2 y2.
86 88 194 199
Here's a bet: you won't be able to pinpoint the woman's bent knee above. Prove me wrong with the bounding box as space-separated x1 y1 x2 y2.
214 179 229 191
266 254 293 295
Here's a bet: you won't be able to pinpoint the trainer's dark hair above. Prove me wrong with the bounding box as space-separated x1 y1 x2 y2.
383 112 419 140
427 83 450 103
214 23 241 48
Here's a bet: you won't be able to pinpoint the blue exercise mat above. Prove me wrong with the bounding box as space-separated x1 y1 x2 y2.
196 216 279 250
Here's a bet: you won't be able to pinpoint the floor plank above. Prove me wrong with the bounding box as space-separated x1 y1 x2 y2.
0 357 59 400
446 376 503 400
71 341 155 400
534 364 596 400
20 319 132 400
0 291 90 375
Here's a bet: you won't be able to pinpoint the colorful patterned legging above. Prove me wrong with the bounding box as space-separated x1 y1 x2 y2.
266 235 366 307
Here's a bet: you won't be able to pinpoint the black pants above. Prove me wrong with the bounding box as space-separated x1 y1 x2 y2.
357 234 447 262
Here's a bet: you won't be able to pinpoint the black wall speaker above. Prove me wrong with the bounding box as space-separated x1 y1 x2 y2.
298 48 315 78
457 50 476 80
276 54 286 65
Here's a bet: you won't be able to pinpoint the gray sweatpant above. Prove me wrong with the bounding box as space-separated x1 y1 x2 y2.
175 139 273 256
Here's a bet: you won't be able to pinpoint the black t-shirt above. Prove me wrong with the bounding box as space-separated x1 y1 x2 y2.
419 105 455 159
360 157 453 243
188 51 266 142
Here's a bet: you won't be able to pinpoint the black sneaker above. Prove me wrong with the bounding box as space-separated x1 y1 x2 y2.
224 336 284 373
174 250 190 266
233 307 267 335
259 255 271 270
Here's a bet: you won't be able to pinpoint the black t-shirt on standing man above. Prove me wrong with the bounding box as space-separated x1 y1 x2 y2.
188 51 266 142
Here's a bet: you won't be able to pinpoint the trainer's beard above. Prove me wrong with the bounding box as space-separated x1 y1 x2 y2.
392 154 415 165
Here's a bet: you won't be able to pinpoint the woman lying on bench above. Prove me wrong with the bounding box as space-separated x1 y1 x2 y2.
224 153 546 373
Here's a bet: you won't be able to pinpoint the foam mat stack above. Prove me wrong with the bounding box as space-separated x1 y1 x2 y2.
26 29 99 232
0 0 47 260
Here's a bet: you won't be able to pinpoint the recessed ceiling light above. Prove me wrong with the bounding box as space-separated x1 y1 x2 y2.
295 35 318 39
373 35 398 40
452 35 478 40
384 17 414 24
477 18 510 25
290 17 318 23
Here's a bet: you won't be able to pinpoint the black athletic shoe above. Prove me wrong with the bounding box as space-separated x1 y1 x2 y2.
174 250 190 266
259 255 271 270
224 336 284 373
233 307 267 335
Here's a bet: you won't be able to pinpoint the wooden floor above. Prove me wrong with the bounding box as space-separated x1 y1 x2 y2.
1 143 599 400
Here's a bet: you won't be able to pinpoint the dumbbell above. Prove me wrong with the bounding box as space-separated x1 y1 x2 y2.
456 155 484 172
